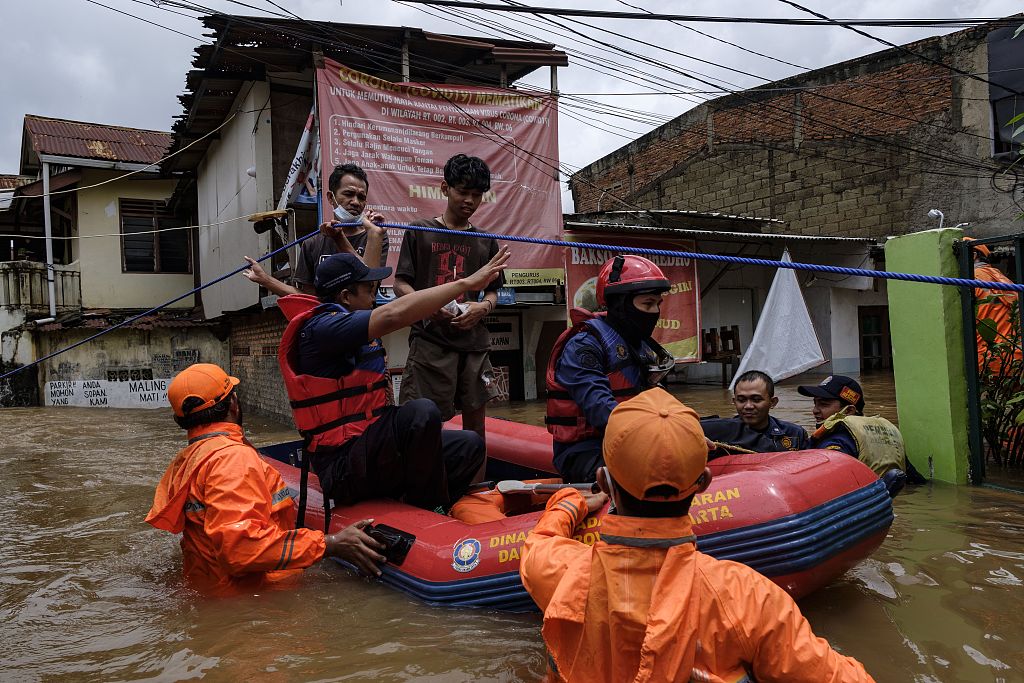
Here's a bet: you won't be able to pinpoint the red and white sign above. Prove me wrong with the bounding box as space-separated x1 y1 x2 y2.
317 60 563 271
564 236 701 362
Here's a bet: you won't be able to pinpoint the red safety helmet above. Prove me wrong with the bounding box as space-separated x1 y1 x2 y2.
596 255 671 307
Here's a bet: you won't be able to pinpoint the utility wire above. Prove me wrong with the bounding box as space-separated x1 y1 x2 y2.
0 214 249 241
4 220 1022 382
776 0 1024 96
395 2 1016 28
490 0 1004 175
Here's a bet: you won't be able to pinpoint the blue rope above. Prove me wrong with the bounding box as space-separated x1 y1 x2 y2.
0 220 1016 383
375 221 1024 294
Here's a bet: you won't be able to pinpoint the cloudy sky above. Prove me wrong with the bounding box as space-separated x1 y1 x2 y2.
2 0 1021 210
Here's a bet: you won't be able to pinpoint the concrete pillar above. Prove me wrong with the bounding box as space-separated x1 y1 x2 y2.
885 227 969 483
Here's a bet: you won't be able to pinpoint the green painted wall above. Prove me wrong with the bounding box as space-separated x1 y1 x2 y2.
886 228 969 484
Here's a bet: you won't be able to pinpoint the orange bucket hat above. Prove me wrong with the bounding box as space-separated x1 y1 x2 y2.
962 237 991 259
603 388 708 501
168 363 239 418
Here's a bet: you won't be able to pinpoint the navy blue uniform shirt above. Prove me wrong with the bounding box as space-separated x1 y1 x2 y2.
297 307 374 379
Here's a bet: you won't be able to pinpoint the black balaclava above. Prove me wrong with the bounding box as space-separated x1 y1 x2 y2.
605 292 659 346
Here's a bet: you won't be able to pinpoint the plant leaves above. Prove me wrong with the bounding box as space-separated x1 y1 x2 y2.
978 318 999 343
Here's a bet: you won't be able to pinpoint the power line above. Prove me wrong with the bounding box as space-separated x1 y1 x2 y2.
776 0 1024 97
483 0 1004 177
396 2 1016 28
149 0 664 218
419 0 1007 212
0 214 250 241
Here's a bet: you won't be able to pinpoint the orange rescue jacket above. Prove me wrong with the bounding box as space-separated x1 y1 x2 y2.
145 422 326 595
520 489 875 683
974 264 1021 372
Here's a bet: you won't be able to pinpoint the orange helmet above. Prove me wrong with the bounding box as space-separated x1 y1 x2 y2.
596 255 671 307
962 237 991 259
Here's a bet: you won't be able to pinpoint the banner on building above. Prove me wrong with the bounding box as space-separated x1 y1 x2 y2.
45 379 169 409
564 238 701 362
316 60 563 279
277 106 320 209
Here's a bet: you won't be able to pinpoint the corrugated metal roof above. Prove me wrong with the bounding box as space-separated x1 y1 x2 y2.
23 115 171 170
588 209 785 224
565 221 877 243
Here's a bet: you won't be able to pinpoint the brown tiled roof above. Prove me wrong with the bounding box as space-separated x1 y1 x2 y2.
23 115 172 167
0 174 32 190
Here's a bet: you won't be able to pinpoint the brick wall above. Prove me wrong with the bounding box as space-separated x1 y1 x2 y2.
229 309 292 425
568 29 1012 239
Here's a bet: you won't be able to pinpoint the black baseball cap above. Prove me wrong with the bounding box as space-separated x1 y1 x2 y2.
314 253 391 296
797 375 865 413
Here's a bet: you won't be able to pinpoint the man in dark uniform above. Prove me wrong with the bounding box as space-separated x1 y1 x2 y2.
701 370 808 455
799 375 920 496
545 255 674 482
276 247 510 512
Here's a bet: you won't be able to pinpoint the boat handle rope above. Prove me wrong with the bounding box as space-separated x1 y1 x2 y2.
1 220 1018 383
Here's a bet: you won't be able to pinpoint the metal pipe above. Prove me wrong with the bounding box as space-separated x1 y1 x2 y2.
41 162 56 319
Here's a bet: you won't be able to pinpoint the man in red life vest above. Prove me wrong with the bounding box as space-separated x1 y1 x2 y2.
545 254 674 482
146 363 388 594
521 388 875 682
277 247 510 513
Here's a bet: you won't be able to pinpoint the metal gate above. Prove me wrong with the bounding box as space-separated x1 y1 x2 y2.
956 232 1024 487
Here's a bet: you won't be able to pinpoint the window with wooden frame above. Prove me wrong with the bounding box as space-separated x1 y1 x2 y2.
119 199 191 273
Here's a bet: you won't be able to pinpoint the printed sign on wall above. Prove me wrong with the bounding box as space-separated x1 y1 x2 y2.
564 236 701 362
45 379 169 409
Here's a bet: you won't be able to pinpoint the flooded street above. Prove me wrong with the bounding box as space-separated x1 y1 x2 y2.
3 374 1024 681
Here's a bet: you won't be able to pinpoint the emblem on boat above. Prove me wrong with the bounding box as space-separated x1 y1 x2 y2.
452 538 482 573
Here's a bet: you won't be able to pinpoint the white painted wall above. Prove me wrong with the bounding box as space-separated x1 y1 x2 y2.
197 82 276 318
827 284 889 374
523 305 571 399
76 171 192 309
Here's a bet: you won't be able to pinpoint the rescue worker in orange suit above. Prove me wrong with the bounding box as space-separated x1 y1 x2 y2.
545 254 674 483
146 363 388 595
278 247 510 513
965 237 1021 373
521 388 875 683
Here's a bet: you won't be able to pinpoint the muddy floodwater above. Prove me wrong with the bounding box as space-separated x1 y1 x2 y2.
3 374 1024 681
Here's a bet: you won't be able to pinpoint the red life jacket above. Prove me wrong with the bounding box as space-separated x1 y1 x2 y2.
544 308 647 443
277 294 389 452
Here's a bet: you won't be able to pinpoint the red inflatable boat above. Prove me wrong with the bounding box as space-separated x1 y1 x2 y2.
259 417 893 611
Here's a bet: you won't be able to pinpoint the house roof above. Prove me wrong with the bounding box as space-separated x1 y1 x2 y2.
0 174 32 190
164 14 567 174
20 115 172 174
565 210 877 244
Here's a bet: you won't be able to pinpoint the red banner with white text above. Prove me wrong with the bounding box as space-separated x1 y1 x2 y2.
317 60 563 277
564 236 701 362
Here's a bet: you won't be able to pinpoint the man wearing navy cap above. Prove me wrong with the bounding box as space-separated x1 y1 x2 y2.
276 246 510 512
798 375 917 496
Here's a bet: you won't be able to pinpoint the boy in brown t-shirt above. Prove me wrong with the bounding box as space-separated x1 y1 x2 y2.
394 154 503 442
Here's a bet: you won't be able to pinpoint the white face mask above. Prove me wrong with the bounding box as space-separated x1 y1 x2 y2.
333 204 362 223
